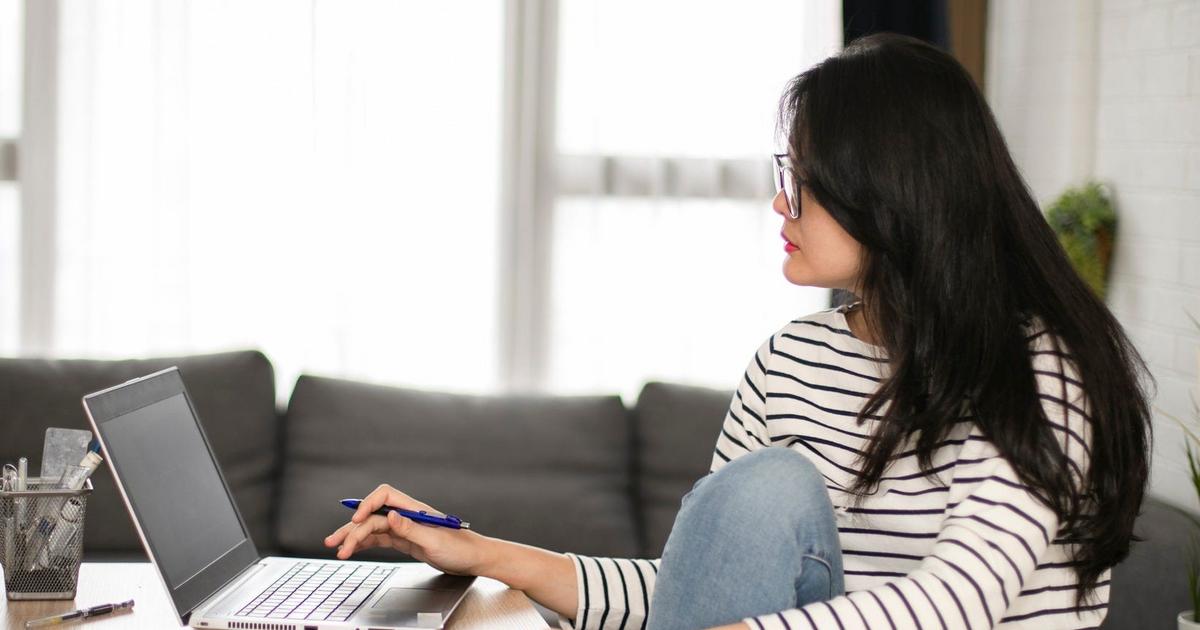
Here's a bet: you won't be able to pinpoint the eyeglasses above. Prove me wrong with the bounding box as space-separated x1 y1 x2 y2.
773 153 801 219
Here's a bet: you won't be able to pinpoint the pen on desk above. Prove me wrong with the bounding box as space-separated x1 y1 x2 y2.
24 599 135 628
339 499 470 530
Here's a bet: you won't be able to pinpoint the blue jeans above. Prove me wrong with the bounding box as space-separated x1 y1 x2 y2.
646 448 844 630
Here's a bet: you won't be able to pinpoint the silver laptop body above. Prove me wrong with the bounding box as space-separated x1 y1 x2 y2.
82 367 474 629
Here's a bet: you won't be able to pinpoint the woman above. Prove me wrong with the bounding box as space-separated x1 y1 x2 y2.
325 33 1152 630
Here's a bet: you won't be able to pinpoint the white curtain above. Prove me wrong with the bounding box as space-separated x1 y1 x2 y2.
550 0 842 399
0 0 19 354
51 0 502 395
33 0 840 399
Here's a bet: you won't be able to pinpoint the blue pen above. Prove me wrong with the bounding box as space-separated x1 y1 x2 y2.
340 499 471 530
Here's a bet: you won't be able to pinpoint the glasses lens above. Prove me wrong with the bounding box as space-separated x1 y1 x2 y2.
783 172 798 219
775 155 799 219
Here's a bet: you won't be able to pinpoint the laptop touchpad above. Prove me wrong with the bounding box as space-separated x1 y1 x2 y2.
363 587 461 628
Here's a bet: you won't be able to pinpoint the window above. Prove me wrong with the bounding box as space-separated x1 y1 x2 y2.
12 0 840 398
550 0 840 397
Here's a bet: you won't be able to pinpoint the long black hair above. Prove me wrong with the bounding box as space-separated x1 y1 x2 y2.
778 33 1153 606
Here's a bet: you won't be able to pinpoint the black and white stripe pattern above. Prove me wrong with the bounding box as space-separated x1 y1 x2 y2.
560 306 1105 630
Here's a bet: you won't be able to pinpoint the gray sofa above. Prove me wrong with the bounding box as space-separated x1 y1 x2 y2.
0 350 1188 628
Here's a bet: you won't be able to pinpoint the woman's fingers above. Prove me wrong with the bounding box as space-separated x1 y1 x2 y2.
359 532 407 554
352 484 436 524
326 483 450 562
337 515 390 559
326 523 414 557
330 512 436 560
324 520 357 548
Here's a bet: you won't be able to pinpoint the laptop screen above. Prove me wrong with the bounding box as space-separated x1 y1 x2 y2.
102 393 247 584
84 368 259 622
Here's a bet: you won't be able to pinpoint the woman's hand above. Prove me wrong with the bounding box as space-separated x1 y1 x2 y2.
323 484 490 576
706 624 751 630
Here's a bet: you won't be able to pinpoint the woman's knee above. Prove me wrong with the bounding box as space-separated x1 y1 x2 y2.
724 447 824 491
687 447 828 514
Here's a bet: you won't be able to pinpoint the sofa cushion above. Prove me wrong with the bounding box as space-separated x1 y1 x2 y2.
277 375 638 560
0 350 279 555
632 381 731 557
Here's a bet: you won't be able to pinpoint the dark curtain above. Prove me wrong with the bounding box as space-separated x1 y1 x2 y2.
843 0 949 50
829 0 949 310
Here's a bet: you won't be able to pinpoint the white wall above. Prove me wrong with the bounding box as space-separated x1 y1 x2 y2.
986 0 1099 206
988 0 1200 509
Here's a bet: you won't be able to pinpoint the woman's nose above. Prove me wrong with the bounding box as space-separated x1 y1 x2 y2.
772 190 790 218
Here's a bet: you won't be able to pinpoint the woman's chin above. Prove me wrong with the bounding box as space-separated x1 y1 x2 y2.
782 266 841 290
781 263 812 287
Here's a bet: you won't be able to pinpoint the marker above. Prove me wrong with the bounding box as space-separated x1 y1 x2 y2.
2 468 13 570
339 499 470 530
15 457 27 529
16 457 26 490
25 599 134 627
58 441 103 491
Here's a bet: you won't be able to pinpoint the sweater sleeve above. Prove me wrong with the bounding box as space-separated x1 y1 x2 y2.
710 334 773 473
745 343 1093 630
559 337 774 630
558 555 662 630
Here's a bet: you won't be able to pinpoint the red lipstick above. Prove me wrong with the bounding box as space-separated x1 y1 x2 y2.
781 231 799 253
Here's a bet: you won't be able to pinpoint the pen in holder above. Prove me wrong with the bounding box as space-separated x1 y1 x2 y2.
0 477 93 600
14 458 27 534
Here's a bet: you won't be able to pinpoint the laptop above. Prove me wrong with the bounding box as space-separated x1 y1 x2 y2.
82 367 475 629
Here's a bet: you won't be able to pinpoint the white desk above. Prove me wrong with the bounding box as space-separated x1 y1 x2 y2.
3 562 550 629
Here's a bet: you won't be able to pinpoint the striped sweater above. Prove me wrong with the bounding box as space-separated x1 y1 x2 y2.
562 305 1106 630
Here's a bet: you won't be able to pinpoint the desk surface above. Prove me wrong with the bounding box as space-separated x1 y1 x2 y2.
3 562 551 629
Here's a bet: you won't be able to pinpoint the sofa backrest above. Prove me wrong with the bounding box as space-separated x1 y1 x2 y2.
275 374 640 560
631 381 731 557
0 351 280 555
1 350 1189 630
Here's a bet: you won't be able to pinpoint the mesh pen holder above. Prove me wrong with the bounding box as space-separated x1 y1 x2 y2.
0 478 93 600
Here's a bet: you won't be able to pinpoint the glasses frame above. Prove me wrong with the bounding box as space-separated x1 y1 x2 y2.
773 153 801 220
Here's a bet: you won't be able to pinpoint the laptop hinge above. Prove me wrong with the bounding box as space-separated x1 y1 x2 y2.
189 560 268 622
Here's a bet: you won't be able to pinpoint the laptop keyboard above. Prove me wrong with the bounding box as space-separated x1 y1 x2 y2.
237 561 395 621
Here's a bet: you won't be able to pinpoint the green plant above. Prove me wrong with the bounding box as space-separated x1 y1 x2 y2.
1045 182 1117 299
1163 311 1200 621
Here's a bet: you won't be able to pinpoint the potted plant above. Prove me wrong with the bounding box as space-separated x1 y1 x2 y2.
1163 313 1200 629
1045 182 1117 299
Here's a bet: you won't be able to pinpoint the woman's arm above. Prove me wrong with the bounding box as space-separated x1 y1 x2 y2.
328 336 775 629
475 536 579 618
325 485 580 618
